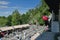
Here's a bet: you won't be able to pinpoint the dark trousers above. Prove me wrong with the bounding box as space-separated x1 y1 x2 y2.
44 20 51 31
44 20 49 26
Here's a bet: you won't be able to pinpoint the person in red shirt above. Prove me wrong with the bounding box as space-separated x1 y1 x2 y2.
42 15 49 26
42 15 49 31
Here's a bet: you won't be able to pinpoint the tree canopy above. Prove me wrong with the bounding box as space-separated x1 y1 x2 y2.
11 10 21 26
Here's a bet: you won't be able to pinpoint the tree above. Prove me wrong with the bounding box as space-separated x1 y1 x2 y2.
21 13 30 24
7 15 12 26
21 14 26 24
11 9 21 25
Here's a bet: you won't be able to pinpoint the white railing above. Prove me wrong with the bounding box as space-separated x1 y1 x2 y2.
0 24 30 31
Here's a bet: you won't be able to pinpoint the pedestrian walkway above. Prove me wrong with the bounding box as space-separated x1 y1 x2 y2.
36 32 55 40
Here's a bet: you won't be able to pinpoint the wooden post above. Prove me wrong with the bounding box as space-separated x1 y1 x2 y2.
51 10 54 30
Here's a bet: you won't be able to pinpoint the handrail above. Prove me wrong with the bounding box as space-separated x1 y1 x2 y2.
0 24 30 31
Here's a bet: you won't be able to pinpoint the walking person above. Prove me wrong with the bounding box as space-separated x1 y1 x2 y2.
42 15 49 26
42 14 49 31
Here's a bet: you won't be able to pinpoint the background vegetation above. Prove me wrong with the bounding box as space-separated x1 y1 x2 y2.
0 0 50 27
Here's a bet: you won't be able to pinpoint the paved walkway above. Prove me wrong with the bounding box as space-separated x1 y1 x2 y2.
35 32 55 40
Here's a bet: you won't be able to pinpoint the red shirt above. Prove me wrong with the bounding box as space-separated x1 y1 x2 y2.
42 16 48 21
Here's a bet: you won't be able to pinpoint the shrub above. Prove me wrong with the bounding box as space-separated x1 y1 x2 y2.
38 18 45 25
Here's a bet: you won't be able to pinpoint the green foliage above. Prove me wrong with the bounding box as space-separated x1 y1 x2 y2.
21 14 26 24
11 10 21 26
38 17 45 25
21 13 30 24
0 17 8 27
7 15 12 26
